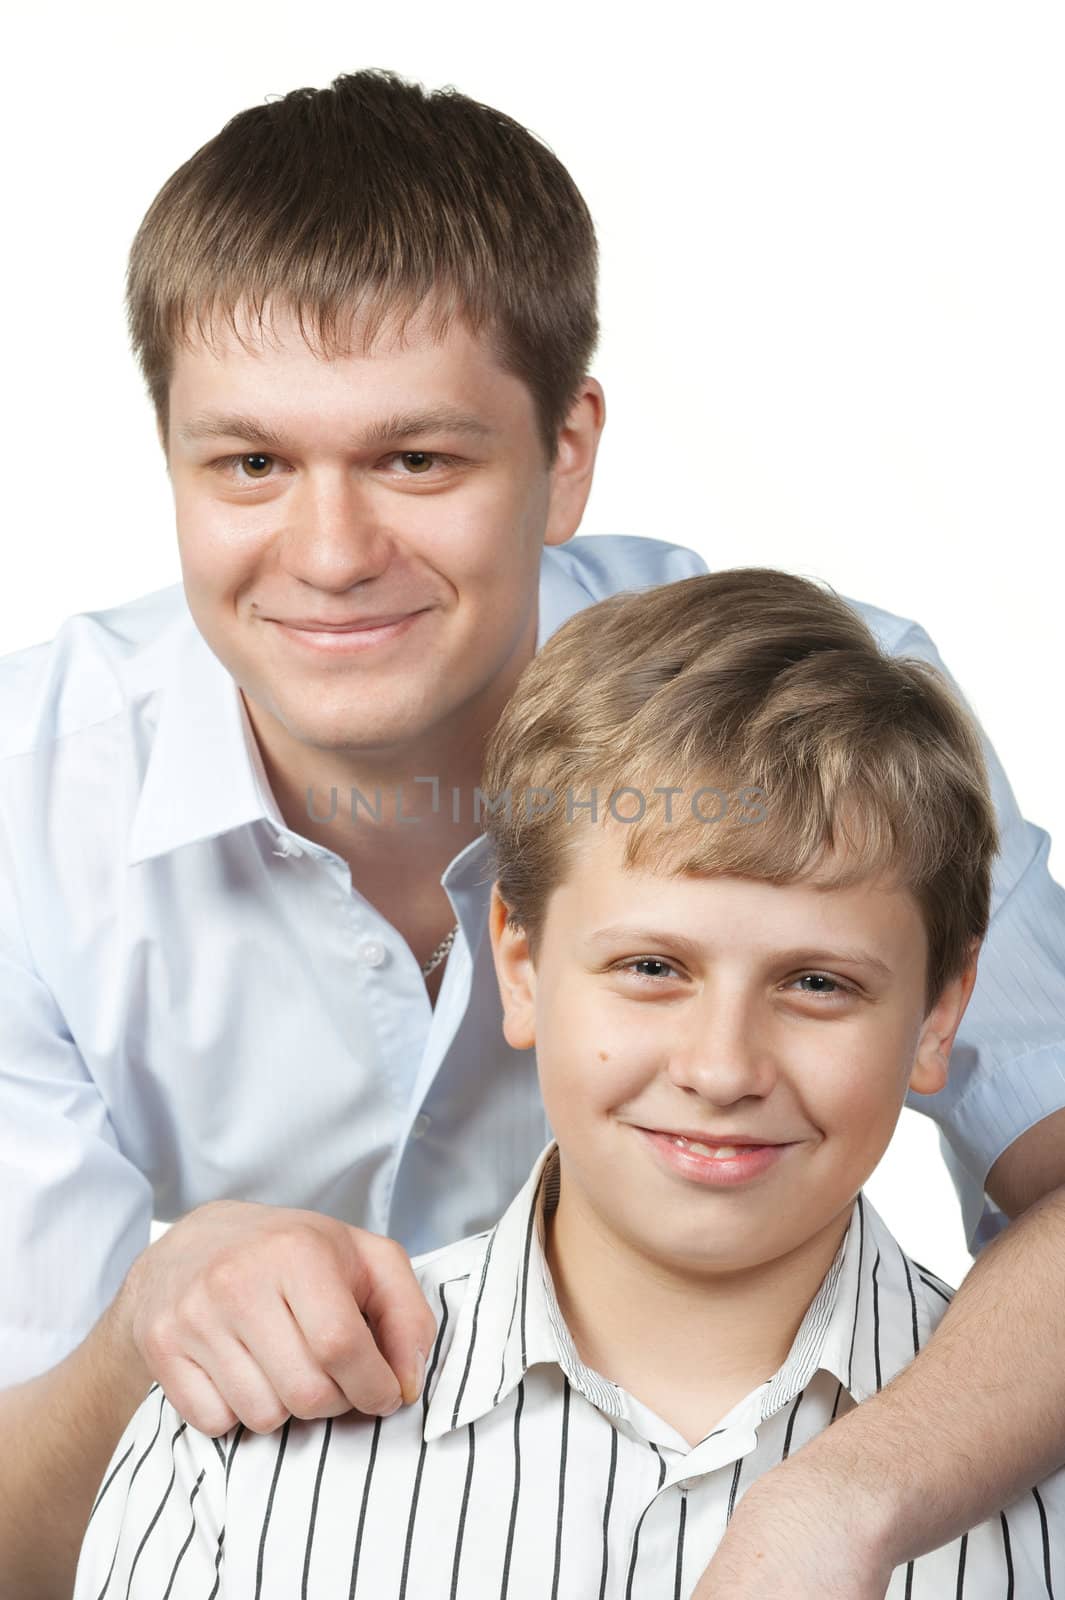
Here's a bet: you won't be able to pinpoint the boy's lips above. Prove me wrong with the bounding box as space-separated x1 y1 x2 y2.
634 1126 797 1186
636 1125 790 1147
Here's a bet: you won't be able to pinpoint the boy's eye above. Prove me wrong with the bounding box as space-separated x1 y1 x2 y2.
792 973 849 998
622 958 681 982
239 453 274 479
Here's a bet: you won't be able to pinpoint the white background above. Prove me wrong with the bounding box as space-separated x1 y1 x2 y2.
3 2 1063 1286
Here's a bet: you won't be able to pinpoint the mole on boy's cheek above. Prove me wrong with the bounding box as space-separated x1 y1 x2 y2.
598 1051 609 1061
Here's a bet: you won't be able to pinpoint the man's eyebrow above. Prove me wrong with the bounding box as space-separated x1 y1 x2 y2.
175 406 498 451
585 925 894 977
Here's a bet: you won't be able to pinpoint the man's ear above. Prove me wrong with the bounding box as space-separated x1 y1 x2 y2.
543 377 606 548
909 940 981 1096
488 883 537 1051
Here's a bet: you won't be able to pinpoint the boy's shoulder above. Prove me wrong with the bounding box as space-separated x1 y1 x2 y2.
837 1193 959 1404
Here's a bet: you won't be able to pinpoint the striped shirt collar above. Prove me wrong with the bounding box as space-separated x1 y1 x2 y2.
424 1140 937 1446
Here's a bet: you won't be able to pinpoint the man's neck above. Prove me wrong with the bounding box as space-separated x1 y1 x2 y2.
543 1170 853 1447
247 699 488 874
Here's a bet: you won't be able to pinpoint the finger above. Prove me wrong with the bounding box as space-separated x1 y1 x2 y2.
178 1321 311 1435
155 1352 239 1438
282 1266 408 1415
237 1294 373 1421
341 1232 438 1404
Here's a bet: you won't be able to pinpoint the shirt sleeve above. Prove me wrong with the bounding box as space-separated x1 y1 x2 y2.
890 620 1065 1256
73 1387 227 1599
0 812 153 1385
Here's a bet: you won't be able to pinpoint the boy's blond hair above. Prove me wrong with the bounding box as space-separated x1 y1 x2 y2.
126 69 598 464
481 568 999 1009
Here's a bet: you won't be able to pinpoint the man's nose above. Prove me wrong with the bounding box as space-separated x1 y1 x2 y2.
278 471 393 591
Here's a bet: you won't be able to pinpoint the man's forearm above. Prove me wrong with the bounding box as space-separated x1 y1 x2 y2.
0 1302 152 1600
767 1180 1065 1566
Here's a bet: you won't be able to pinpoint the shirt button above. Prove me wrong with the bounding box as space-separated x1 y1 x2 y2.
357 939 387 968
412 1114 432 1139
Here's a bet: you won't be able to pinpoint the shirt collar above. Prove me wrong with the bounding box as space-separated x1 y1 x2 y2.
127 550 600 869
424 1142 939 1445
127 608 278 866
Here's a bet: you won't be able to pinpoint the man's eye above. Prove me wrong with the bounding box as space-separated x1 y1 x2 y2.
237 454 274 479
210 454 278 481
388 451 458 475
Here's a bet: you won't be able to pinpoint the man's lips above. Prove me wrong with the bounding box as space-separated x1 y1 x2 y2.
261 610 430 655
267 611 423 631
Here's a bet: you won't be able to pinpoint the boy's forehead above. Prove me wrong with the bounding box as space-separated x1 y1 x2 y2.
554 821 921 954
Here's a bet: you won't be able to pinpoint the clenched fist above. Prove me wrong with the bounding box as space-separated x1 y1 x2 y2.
114 1198 439 1437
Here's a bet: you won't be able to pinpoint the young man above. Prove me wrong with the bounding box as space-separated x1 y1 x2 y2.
72 569 1064 1597
2 68 1065 1600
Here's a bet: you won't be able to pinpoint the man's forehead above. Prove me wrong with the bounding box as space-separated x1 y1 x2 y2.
170 292 486 369
165 295 529 441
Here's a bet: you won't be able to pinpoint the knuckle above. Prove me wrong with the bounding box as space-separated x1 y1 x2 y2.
203 1255 245 1299
284 1376 337 1418
308 1322 356 1367
275 1225 330 1273
382 1234 412 1267
243 1402 291 1436
138 1316 180 1369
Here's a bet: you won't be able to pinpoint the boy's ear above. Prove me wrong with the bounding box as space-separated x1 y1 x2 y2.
488 883 537 1051
909 939 982 1096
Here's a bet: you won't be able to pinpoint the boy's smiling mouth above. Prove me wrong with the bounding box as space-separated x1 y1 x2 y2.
636 1125 791 1149
632 1126 799 1186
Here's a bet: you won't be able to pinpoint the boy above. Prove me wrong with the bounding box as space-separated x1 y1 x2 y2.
73 569 1064 1596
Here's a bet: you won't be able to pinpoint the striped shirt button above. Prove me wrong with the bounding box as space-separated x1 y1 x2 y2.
412 1114 432 1139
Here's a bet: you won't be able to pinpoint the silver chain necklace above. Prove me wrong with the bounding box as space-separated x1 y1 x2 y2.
421 923 459 978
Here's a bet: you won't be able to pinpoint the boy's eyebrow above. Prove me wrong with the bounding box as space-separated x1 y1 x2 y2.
175 405 499 451
586 925 894 978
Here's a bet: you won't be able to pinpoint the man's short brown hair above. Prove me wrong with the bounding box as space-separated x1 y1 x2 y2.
126 68 599 463
481 568 1000 1009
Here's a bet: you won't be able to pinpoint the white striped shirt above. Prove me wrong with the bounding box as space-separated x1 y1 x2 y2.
75 1141 1065 1599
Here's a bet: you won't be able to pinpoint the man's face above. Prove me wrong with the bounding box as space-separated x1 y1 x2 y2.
491 824 975 1280
166 301 600 763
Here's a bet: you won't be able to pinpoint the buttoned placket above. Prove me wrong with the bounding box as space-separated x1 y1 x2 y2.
265 815 473 1224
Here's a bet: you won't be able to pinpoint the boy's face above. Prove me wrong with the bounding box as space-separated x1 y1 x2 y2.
490 824 977 1278
165 301 603 762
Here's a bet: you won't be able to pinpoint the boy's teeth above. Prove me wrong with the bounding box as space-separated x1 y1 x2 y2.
671 1136 742 1160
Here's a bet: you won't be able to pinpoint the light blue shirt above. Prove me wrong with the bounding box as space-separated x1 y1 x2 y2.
2 536 1063 1385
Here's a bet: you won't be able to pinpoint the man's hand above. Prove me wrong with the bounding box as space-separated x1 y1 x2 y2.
690 1464 895 1599
115 1199 439 1436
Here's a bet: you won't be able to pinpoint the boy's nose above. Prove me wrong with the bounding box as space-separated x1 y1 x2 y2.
665 994 778 1105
